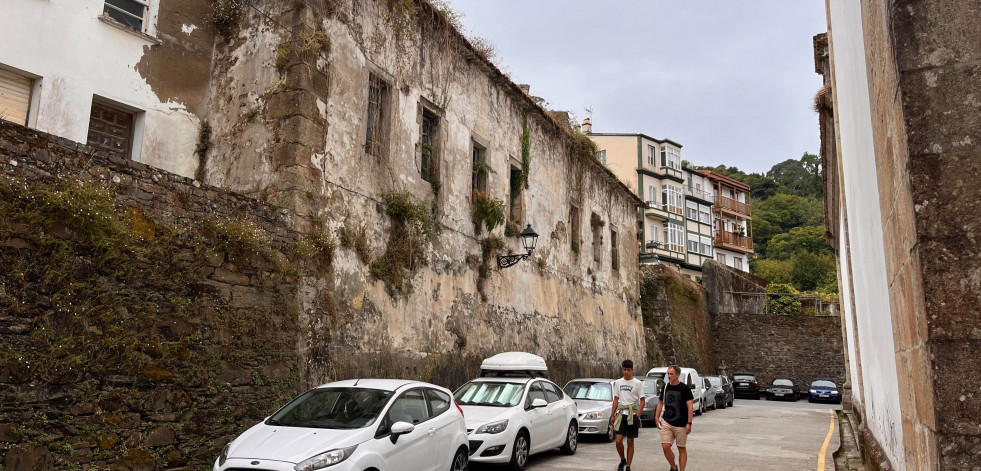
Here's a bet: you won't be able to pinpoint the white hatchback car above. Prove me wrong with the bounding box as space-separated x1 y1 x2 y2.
456 352 578 471
214 379 469 471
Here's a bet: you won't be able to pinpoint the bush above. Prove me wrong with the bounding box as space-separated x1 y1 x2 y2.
472 190 505 234
765 283 801 315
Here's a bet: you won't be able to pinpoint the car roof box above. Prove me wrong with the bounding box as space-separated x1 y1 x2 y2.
480 352 548 378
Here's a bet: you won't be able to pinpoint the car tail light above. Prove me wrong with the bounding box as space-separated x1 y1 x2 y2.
751 382 758 387
455 400 465 417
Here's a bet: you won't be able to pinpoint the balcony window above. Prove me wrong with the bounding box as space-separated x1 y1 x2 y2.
104 0 149 33
648 145 656 166
687 233 699 253
660 146 681 171
662 185 683 215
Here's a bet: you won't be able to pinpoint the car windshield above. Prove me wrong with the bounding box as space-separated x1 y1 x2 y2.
564 382 613 401
772 379 794 387
707 377 722 386
267 387 392 429
734 374 755 381
640 379 660 395
455 381 525 407
647 372 667 381
812 380 837 388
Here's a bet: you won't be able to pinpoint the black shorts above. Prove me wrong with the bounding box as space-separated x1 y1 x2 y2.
614 416 640 438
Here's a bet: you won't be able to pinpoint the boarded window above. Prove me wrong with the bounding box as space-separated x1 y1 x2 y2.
0 67 32 126
104 0 149 32
570 205 580 254
365 73 389 158
87 100 135 157
420 107 439 188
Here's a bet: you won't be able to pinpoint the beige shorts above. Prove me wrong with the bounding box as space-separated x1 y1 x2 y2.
659 418 688 447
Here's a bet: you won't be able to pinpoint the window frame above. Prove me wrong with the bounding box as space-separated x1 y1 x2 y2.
419 106 440 188
542 382 563 403
365 73 391 158
648 144 656 166
103 0 151 33
611 227 619 271
425 388 451 419
375 388 432 438
471 138 488 195
525 382 548 409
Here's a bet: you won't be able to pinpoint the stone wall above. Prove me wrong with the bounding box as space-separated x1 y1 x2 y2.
640 265 715 373
0 122 309 469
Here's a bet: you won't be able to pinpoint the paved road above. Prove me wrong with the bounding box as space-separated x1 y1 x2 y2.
473 399 840 471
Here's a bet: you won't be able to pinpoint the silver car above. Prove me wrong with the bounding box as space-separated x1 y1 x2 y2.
563 379 616 442
638 377 665 424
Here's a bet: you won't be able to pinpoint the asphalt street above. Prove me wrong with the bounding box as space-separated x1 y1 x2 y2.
473 399 841 471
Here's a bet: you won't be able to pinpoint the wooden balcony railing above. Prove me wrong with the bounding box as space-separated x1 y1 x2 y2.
715 195 751 215
687 188 714 201
714 231 753 250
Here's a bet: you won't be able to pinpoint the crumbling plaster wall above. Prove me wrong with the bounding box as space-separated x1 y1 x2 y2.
0 0 209 178
205 0 647 388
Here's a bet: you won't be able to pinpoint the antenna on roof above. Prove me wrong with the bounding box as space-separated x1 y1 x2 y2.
353 378 361 386
584 106 593 120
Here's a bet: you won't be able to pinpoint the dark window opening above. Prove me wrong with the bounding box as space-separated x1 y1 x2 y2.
591 213 602 264
103 0 148 32
611 228 619 271
366 73 390 158
420 108 439 188
570 205 581 254
87 100 135 157
472 140 488 195
509 164 524 222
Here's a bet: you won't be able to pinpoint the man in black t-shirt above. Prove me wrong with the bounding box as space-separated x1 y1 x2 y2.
654 365 694 471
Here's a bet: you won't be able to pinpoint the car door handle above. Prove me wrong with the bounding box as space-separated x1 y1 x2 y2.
427 428 436 436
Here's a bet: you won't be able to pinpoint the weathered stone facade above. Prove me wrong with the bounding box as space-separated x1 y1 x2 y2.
198 0 648 385
821 1 981 469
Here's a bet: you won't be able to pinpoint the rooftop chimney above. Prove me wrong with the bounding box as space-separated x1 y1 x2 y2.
518 84 531 95
581 117 592 134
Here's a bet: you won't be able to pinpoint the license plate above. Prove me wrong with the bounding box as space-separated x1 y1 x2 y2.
738 383 747 386
775 393 785 396
820 394 829 398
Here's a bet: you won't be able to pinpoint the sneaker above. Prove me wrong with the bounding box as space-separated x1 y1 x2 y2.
669 467 679 471
625 467 631 471
617 459 627 471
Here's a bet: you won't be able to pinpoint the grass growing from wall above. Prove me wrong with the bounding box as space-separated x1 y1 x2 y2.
370 192 435 297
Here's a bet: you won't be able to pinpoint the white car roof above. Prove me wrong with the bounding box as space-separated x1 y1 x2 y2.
468 376 537 385
647 366 699 375
315 379 434 391
481 352 547 372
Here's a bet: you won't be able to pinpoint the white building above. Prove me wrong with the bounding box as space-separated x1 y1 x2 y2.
0 0 206 177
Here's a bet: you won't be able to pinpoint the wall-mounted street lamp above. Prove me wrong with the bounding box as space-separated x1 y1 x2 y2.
497 224 539 269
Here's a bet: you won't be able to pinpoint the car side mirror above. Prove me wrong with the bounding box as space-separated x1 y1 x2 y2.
531 398 548 409
389 421 414 444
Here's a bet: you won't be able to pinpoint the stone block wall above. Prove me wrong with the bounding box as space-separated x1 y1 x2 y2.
640 265 715 373
0 122 310 469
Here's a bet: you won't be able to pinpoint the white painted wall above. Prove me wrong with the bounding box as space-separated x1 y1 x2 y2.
828 1 905 468
839 203 863 410
0 0 199 177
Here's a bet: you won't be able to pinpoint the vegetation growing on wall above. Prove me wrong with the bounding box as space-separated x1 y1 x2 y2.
211 0 244 37
472 190 506 235
476 236 505 301
0 176 311 468
194 122 212 182
521 114 531 189
764 283 802 315
371 192 435 297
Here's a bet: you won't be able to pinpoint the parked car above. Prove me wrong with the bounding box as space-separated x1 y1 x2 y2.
214 379 469 471
807 379 842 403
563 378 616 442
456 352 578 471
704 375 734 409
638 376 665 424
701 377 715 411
766 378 801 401
647 366 707 415
732 373 761 399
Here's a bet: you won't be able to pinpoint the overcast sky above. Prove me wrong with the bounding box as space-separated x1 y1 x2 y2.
451 0 828 174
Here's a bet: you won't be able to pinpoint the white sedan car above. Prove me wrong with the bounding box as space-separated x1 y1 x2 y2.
214 379 469 471
455 377 578 470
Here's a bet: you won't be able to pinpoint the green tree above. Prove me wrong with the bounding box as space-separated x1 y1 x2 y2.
752 193 824 254
765 225 832 260
751 258 793 284
790 252 837 292
767 153 823 198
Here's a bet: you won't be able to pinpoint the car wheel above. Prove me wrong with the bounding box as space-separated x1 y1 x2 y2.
560 421 578 455
509 432 529 471
718 397 726 409
694 401 702 416
605 422 615 443
450 447 468 471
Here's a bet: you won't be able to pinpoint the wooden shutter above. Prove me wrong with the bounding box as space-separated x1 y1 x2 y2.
0 68 33 126
87 101 134 157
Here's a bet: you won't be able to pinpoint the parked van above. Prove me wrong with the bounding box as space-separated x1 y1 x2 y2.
646 366 708 415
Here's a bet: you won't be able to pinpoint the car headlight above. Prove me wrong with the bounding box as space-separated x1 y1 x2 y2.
830 391 839 394
294 444 359 471
219 443 231 467
475 420 509 434
810 389 818 394
583 411 605 420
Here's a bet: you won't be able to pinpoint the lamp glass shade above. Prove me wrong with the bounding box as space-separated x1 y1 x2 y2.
519 225 539 252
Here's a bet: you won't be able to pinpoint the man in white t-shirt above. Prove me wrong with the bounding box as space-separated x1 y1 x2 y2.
609 359 645 471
